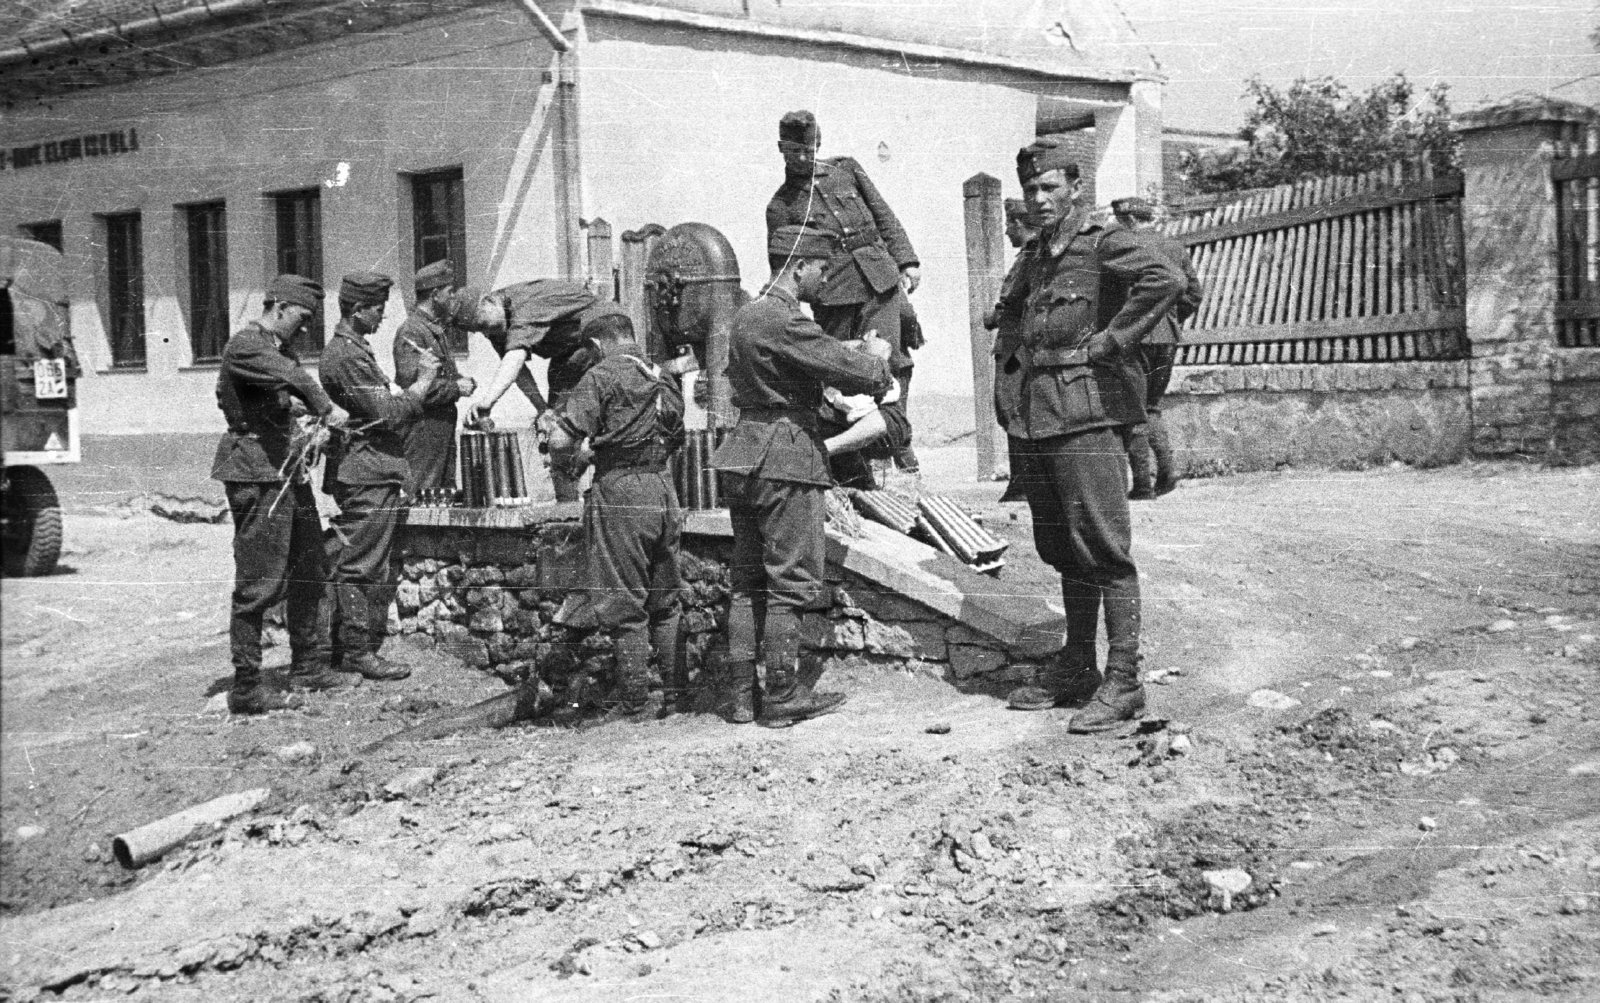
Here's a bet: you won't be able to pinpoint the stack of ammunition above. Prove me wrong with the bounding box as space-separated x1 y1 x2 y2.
849 488 1008 575
459 430 532 508
672 427 727 510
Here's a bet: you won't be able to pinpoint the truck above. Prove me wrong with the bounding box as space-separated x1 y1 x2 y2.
2 235 80 576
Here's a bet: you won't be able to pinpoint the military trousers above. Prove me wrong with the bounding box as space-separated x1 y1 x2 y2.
1126 344 1178 491
404 413 457 494
814 286 908 369
223 480 330 684
723 473 831 671
328 482 409 656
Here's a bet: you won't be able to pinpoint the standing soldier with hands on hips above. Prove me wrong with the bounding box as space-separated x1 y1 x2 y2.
211 275 344 713
710 224 894 728
452 281 630 502
394 259 476 495
547 313 687 722
320 272 441 682
994 139 1187 733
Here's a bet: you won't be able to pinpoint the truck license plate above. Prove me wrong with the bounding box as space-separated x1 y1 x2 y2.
33 359 68 399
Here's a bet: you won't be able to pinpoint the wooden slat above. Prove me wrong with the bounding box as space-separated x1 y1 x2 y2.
1180 308 1466 346
1554 298 1600 321
1181 176 1463 247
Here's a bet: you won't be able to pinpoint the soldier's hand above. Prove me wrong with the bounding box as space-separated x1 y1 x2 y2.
466 400 493 429
900 265 921 295
416 351 443 379
861 329 892 361
1087 332 1117 363
456 376 477 397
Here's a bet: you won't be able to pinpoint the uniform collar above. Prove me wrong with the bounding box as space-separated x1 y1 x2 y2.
760 284 801 308
1042 207 1096 259
597 339 645 362
248 321 297 358
333 318 376 358
787 159 834 185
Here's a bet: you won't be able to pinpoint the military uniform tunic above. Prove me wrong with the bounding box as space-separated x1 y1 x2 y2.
994 209 1185 572
210 323 334 682
556 344 687 634
765 156 918 370
319 318 426 657
393 303 465 492
710 286 891 656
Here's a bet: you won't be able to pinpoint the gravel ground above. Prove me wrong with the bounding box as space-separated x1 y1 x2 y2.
2 451 1597 1002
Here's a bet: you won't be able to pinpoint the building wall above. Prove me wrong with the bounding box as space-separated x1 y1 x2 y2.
577 15 1125 398
0 7 563 435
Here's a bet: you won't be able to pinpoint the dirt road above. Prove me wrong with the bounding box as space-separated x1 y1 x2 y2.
3 453 1597 1002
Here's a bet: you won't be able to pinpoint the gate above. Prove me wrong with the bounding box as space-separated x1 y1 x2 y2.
1553 123 1600 348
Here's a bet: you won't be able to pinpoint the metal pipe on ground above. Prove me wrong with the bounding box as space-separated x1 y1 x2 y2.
112 788 270 869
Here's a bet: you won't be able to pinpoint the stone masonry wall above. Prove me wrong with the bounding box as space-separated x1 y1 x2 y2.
1160 360 1472 475
1552 349 1600 465
394 522 1026 711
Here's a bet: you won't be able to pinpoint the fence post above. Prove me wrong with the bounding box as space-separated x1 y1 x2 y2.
586 218 615 301
1456 96 1600 462
620 224 666 357
963 173 1006 482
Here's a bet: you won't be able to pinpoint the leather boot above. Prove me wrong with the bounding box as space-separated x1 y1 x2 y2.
717 655 758 725
1069 571 1145 733
758 656 846 728
650 609 687 715
288 658 363 691
1126 426 1156 500
1007 576 1102 710
1149 414 1181 496
593 628 655 724
228 683 303 714
344 650 412 681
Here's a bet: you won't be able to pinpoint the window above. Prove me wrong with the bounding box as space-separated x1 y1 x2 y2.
184 201 229 362
273 189 325 354
103 213 146 367
411 168 467 351
21 220 62 251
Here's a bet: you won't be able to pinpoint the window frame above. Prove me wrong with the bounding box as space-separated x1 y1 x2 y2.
271 188 326 356
183 200 230 364
102 212 147 368
410 168 468 353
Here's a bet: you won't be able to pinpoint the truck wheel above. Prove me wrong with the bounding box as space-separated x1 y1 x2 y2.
2 467 63 577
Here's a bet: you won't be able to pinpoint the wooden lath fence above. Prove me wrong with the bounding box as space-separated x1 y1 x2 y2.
1162 160 1468 366
1553 122 1600 348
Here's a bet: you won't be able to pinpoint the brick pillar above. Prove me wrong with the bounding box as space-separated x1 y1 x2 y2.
1458 97 1597 459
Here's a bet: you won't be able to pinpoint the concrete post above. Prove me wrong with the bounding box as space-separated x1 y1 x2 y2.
585 217 614 300
963 173 1004 482
1457 97 1600 460
1094 79 1163 204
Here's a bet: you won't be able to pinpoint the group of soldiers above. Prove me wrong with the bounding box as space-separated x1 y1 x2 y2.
214 112 1201 738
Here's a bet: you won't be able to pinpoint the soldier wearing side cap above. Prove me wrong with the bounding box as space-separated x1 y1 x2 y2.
765 111 920 378
453 280 628 502
547 312 687 722
992 197 1040 504
394 260 476 495
709 224 894 728
1110 197 1203 499
994 139 1187 733
211 275 346 714
320 272 442 682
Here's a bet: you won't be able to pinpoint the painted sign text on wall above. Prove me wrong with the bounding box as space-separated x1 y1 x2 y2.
1 129 141 172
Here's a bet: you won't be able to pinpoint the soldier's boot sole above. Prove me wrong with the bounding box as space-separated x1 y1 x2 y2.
1007 666 1100 711
348 654 412 681
757 691 847 729
289 668 363 691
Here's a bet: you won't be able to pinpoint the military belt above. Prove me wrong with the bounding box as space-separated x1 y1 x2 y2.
1029 346 1091 368
738 406 818 427
840 231 884 252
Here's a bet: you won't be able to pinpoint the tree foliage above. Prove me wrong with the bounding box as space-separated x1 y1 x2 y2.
1181 73 1459 194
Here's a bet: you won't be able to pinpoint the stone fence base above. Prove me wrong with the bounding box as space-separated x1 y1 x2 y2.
1162 359 1472 475
1552 349 1600 465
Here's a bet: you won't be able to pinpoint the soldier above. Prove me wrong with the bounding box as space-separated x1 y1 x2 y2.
709 224 894 727
994 139 1187 733
320 272 441 681
394 260 476 495
212 275 346 713
992 197 1039 504
765 110 919 367
1110 197 1203 499
454 280 630 502
546 313 687 721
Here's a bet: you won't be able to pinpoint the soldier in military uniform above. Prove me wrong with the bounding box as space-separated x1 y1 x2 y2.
212 275 345 714
320 272 441 681
765 110 919 366
992 197 1039 504
394 260 476 495
1110 197 1203 499
710 224 894 727
454 280 630 502
547 313 687 721
994 139 1187 733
